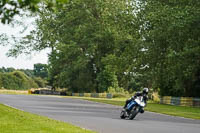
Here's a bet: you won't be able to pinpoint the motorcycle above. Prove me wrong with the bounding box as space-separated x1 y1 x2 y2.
120 96 146 120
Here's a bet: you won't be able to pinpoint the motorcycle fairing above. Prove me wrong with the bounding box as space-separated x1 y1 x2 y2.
127 100 136 110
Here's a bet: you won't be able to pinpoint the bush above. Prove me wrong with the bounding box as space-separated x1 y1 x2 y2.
33 77 46 88
11 71 38 89
0 73 2 88
62 88 72 96
1 73 21 89
107 87 125 93
0 71 38 90
152 92 160 103
112 93 128 98
107 87 116 93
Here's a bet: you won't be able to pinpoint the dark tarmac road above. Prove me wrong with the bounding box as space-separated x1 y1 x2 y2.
0 94 200 133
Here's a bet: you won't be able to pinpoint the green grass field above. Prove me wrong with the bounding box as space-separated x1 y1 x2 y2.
80 97 200 120
0 104 95 133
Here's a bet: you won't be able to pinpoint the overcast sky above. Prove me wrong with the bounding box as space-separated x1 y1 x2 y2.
0 16 49 70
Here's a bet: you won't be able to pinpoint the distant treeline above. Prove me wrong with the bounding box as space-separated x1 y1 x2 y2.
0 64 48 90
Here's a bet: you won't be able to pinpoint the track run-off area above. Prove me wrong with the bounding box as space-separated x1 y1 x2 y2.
0 94 200 133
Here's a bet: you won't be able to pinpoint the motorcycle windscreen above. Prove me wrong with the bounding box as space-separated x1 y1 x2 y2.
127 101 136 110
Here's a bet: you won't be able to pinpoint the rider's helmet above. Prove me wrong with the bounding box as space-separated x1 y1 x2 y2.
142 88 149 95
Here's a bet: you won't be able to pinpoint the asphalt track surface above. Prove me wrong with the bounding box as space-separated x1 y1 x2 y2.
0 94 200 133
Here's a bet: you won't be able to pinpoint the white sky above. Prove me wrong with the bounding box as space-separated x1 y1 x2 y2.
0 15 49 70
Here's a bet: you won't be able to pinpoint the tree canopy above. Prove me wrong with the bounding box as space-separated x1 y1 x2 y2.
0 65 47 89
34 63 48 79
3 0 200 96
138 0 200 97
0 0 69 24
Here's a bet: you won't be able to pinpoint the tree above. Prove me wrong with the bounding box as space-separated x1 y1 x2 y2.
0 72 3 88
136 0 200 96
0 71 38 90
19 69 35 77
15 0 139 92
6 0 200 97
33 63 48 79
33 77 46 88
0 0 69 24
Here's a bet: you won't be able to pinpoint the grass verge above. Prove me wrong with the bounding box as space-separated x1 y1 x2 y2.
0 89 28 95
78 97 200 120
0 104 95 133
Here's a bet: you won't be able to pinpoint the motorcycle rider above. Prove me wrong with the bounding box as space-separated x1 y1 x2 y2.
123 88 149 113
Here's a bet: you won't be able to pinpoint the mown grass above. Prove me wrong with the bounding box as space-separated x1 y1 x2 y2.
0 89 28 95
145 103 200 119
80 97 200 120
0 104 95 133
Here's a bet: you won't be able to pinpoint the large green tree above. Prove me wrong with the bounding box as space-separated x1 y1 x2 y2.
5 0 200 97
136 0 200 96
10 0 140 92
0 0 69 24
33 63 48 79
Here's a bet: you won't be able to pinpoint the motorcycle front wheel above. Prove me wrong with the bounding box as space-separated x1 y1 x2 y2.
120 110 126 119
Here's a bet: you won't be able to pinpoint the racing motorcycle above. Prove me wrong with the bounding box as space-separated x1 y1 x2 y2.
120 96 146 120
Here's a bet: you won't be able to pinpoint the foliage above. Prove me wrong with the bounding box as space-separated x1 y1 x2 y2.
33 77 46 88
0 71 38 90
19 69 35 77
0 66 47 86
97 66 119 93
0 0 69 24
0 66 47 88
0 67 15 73
152 92 160 103
136 0 200 96
4 0 200 97
0 67 35 77
0 72 2 88
15 0 138 93
34 63 48 79
112 93 128 98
